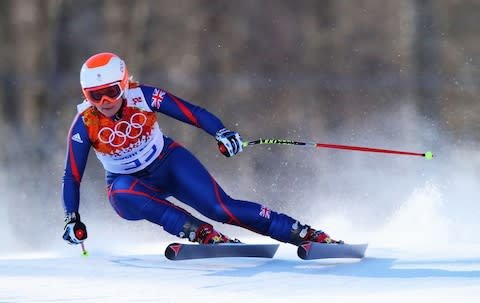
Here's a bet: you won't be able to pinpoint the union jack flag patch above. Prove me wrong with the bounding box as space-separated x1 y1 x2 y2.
151 88 166 109
259 206 271 219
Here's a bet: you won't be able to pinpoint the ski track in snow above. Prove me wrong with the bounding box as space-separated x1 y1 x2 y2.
1 243 479 303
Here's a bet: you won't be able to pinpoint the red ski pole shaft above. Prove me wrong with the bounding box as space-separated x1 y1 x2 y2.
314 143 425 157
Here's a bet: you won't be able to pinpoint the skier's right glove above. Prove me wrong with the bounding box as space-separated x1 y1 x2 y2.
62 212 88 245
215 128 243 157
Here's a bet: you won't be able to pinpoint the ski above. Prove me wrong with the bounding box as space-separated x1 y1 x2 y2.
297 241 368 260
165 242 280 261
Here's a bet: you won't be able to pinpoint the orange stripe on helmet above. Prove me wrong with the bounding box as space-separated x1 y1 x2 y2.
85 52 117 68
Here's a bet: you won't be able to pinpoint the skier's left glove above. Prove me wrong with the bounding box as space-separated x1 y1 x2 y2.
215 128 243 157
62 212 88 245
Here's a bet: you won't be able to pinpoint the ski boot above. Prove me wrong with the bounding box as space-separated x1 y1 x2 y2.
304 228 344 244
195 224 241 244
289 221 343 245
179 217 241 244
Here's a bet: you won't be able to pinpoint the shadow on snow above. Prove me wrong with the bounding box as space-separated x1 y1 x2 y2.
110 255 480 279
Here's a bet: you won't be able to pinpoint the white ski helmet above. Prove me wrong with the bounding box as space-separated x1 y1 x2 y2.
80 52 129 105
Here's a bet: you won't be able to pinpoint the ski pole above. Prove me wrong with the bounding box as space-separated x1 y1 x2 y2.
80 242 89 257
242 138 433 159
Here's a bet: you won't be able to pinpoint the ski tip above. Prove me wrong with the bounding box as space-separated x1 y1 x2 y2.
297 241 368 260
165 243 183 260
297 241 313 260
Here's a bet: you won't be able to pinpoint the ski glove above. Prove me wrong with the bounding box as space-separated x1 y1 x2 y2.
215 128 243 157
62 212 88 245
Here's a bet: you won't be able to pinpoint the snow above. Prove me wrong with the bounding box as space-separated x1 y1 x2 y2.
3 188 480 303
1 242 479 303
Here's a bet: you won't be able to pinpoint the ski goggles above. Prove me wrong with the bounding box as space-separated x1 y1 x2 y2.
84 82 124 105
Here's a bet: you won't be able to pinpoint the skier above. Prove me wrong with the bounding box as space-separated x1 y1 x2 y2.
62 52 342 247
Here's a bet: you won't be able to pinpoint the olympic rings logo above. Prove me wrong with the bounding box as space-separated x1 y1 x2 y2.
98 113 147 147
